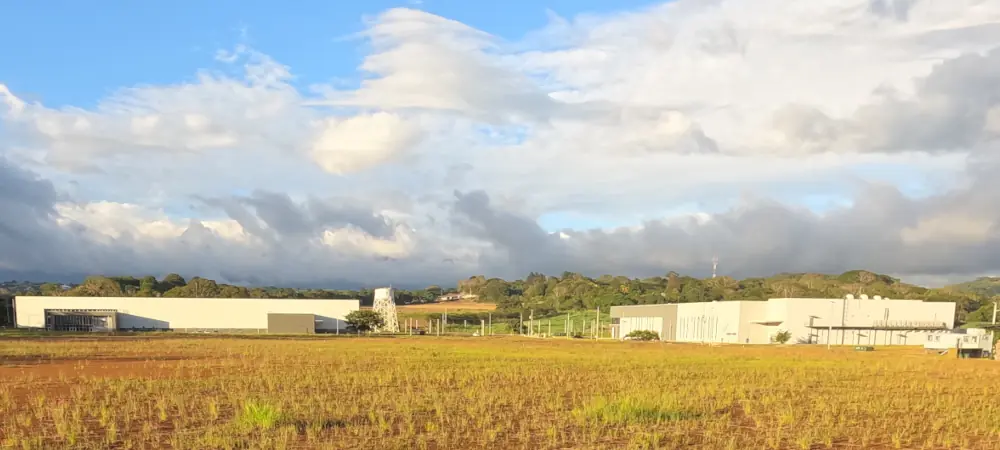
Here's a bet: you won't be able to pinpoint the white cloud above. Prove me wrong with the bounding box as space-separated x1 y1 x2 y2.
1 2 1000 287
310 112 423 174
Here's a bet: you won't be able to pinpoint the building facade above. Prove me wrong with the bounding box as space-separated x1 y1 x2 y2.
610 304 677 340
14 296 359 332
611 296 956 345
923 328 992 358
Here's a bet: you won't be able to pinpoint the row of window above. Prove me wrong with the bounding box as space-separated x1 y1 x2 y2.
926 334 978 343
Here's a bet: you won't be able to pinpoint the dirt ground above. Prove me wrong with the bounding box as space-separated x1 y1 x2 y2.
396 301 496 312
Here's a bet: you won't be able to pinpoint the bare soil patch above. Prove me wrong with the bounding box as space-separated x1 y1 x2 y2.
396 301 496 312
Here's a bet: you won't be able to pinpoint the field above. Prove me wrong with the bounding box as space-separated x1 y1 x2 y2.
395 301 497 312
2 336 1000 449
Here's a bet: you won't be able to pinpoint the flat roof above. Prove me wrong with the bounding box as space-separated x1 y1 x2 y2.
45 309 118 316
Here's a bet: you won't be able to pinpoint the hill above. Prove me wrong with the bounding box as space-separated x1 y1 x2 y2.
458 270 994 322
946 277 1000 297
9 269 997 323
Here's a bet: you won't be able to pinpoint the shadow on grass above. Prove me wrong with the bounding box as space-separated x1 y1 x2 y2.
0 354 196 367
289 419 348 434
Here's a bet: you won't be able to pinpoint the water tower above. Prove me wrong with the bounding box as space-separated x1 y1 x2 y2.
373 287 400 333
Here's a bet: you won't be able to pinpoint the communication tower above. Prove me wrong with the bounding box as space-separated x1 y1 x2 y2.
712 256 719 279
372 287 400 333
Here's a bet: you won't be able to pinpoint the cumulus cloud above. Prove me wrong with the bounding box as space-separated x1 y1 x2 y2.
1 1 1000 287
318 8 559 123
310 112 424 174
451 145 1000 282
772 47 1000 153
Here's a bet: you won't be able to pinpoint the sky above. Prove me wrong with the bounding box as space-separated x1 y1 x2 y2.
1 0 999 288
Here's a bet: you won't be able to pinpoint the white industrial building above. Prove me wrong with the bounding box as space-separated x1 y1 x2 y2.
14 296 359 333
924 328 992 358
612 295 956 346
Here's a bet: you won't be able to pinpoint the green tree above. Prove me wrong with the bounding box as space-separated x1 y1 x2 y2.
773 330 792 344
160 274 186 292
39 283 62 296
69 276 123 297
345 310 384 333
138 276 158 297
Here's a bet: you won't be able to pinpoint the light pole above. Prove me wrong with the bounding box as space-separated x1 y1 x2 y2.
992 300 998 359
828 299 835 350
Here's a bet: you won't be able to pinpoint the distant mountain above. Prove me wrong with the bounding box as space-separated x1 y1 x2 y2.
946 277 1000 297
0 269 87 285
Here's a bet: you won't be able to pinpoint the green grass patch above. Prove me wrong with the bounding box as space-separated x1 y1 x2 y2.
236 400 284 430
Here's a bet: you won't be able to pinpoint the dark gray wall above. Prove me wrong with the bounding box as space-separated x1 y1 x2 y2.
610 304 678 340
267 313 316 334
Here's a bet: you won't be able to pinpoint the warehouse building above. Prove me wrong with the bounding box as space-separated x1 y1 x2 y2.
14 296 359 333
1 295 13 327
612 295 956 345
610 304 677 340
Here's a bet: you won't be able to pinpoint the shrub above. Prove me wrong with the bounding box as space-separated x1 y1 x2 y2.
236 400 284 430
773 330 792 344
625 330 660 341
345 310 384 333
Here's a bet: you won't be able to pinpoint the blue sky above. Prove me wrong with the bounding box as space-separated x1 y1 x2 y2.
2 0 657 108
1 0 995 286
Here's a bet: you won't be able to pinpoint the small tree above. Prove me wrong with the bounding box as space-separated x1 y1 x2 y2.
346 310 384 333
773 330 792 344
625 330 660 341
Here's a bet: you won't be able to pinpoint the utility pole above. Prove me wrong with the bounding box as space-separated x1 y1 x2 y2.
519 312 523 336
481 319 485 336
548 320 551 337
595 306 600 339
992 300 998 359
488 313 492 336
530 309 534 337
565 314 569 338
828 300 834 350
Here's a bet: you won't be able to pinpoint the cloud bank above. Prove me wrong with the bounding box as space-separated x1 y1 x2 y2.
2 1 1000 287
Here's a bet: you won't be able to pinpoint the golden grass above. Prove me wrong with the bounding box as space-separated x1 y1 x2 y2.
370 301 497 312
2 336 1000 449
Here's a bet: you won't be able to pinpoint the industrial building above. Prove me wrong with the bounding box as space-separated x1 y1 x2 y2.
923 328 992 358
610 304 677 340
1 295 13 327
14 296 359 333
612 295 956 345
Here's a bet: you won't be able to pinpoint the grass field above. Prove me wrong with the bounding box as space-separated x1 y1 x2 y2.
2 336 1000 449
395 301 497 312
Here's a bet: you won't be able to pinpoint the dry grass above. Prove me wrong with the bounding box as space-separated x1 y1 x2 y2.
2 336 1000 449
376 301 497 312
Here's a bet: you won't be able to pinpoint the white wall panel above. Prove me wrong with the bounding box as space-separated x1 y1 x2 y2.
15 296 359 331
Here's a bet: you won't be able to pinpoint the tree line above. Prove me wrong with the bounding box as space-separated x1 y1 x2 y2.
457 270 996 323
27 275 445 307
12 269 997 323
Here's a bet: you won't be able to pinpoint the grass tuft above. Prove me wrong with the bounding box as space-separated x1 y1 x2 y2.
572 396 698 425
236 400 284 430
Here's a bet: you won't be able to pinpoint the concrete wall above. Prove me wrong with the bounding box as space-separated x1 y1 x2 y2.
613 298 957 346
738 302 771 344
924 329 991 350
267 313 316 334
676 301 746 343
611 304 677 340
767 298 955 346
15 297 359 331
